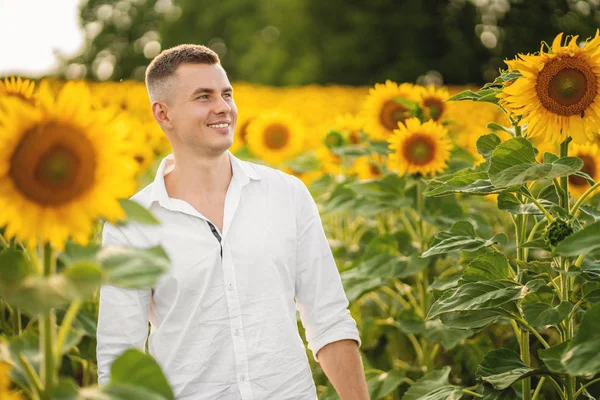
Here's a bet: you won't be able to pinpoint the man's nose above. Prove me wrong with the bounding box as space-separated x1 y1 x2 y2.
213 96 232 114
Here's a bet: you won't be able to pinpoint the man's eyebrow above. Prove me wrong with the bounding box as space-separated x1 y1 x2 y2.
190 86 234 96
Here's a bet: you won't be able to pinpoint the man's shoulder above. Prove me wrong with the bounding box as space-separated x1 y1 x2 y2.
128 182 155 209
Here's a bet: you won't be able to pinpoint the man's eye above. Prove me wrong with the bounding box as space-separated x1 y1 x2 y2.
223 93 233 98
196 95 209 100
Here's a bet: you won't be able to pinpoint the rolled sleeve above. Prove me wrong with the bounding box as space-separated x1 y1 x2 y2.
96 222 152 385
292 177 361 362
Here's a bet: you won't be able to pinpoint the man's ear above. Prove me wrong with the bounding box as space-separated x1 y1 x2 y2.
152 101 172 130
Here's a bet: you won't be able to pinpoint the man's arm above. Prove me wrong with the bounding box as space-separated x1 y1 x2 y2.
96 223 152 385
291 177 367 399
317 339 369 400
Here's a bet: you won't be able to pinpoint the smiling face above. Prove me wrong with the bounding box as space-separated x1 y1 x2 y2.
161 63 238 157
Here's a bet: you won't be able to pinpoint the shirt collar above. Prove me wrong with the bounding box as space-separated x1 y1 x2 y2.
147 151 261 208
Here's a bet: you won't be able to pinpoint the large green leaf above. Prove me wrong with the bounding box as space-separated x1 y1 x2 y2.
447 87 502 105
98 245 170 288
489 138 583 187
80 384 170 400
423 221 507 257
0 248 34 289
117 199 160 225
497 192 553 215
538 342 569 374
562 302 600 376
461 252 513 283
439 309 502 329
401 367 463 400
7 275 71 315
481 387 518 400
522 301 571 330
366 369 406 399
63 261 104 299
554 221 600 257
476 348 535 390
427 281 526 320
109 349 174 400
477 133 502 161
425 170 506 197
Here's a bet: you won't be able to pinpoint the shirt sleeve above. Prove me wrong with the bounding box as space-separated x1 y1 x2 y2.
292 177 361 363
96 222 152 385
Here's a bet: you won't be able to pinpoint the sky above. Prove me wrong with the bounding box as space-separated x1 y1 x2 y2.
0 0 84 77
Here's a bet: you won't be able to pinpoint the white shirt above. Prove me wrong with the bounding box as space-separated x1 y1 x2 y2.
96 151 361 400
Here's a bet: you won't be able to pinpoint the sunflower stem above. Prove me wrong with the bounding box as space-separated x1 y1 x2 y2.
570 179 600 217
559 137 571 213
40 244 57 400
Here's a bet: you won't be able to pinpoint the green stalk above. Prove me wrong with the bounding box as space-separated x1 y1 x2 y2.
559 137 577 400
575 377 600 398
570 179 600 217
54 299 82 367
40 244 57 399
521 329 532 400
532 377 546 400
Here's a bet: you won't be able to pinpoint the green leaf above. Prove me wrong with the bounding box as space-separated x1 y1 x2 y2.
80 384 170 400
439 309 502 329
554 221 600 257
477 133 502 161
579 205 600 222
427 281 526 320
421 319 475 350
538 342 569 374
0 248 34 289
117 199 160 225
582 281 600 303
486 123 514 136
522 301 571 330
425 171 506 197
497 192 552 215
109 349 174 400
543 152 559 164
98 245 170 289
476 348 535 390
63 261 104 299
402 367 463 400
461 252 513 283
562 302 600 376
481 387 518 400
489 138 583 188
423 220 507 257
366 369 406 399
8 275 71 315
537 184 559 204
481 70 523 89
54 377 80 400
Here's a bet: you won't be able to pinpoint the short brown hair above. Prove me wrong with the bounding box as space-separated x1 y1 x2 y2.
145 44 220 102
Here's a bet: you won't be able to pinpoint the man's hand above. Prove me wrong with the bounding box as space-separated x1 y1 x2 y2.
316 339 370 400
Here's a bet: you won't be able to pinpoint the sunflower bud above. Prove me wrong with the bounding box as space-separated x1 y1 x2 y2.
544 218 574 247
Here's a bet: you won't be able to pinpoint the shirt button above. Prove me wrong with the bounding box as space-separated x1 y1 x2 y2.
234 328 240 336
240 375 247 382
228 284 233 291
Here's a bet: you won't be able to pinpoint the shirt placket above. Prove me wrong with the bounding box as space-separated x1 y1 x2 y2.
220 179 254 400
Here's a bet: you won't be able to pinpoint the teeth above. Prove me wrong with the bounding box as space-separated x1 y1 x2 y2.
208 123 229 128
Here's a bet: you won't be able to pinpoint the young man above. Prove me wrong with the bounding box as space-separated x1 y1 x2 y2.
96 44 369 400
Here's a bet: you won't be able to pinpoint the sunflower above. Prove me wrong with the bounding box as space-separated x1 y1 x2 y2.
349 153 386 180
419 85 450 122
245 112 305 165
387 117 453 177
362 80 421 141
314 146 345 176
0 82 138 249
567 142 600 199
0 77 36 105
232 109 256 153
329 113 366 145
283 167 323 187
0 362 23 400
499 31 600 144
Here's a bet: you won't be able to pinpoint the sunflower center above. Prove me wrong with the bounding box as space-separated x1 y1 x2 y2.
380 100 409 131
238 119 252 143
423 98 445 121
536 56 597 116
349 131 361 144
569 154 596 187
368 162 382 177
9 122 97 206
263 123 290 149
403 133 436 165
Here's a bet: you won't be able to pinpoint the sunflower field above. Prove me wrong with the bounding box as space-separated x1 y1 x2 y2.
1 30 600 400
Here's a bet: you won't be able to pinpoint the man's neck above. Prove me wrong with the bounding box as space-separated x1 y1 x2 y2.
164 150 233 202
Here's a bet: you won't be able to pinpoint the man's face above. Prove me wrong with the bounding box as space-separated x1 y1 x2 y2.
168 63 237 155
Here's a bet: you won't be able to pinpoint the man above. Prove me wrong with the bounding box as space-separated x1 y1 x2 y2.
97 44 369 400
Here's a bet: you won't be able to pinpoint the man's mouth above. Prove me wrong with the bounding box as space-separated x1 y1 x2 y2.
207 122 230 129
